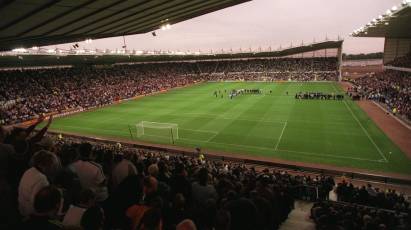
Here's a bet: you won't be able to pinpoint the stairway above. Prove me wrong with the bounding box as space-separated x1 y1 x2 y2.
279 200 316 230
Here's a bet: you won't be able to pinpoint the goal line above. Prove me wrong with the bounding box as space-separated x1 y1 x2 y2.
136 121 179 143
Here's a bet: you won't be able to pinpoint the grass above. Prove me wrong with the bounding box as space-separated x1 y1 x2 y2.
47 82 411 175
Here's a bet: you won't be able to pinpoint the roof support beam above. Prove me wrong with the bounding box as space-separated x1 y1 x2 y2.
42 0 150 36
17 0 100 37
119 0 231 35
0 0 62 31
77 0 177 35
101 0 216 35
0 0 16 11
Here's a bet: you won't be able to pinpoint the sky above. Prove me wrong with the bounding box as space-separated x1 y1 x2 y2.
49 0 401 54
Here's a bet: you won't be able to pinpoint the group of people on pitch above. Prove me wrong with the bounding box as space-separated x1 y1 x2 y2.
295 92 344 100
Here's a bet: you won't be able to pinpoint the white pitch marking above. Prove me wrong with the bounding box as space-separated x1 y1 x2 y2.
276 148 387 163
343 100 388 163
178 137 383 163
274 121 287 150
179 128 218 134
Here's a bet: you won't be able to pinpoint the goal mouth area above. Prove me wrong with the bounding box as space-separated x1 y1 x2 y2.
135 121 179 143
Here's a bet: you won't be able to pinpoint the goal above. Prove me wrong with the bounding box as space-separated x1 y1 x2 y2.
136 121 179 143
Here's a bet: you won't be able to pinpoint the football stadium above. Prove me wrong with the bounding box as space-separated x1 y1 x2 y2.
1 0 411 229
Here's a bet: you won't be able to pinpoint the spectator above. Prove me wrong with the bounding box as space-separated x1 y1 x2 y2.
70 143 108 202
81 205 105 230
18 150 60 217
20 186 63 230
191 168 218 207
111 151 137 189
62 189 96 229
176 219 197 230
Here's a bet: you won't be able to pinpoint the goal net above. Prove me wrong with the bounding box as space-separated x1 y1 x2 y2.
136 121 179 142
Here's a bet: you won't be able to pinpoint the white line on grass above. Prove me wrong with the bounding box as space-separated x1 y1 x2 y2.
179 137 383 163
179 128 218 134
180 112 354 126
274 122 287 150
343 100 388 163
277 148 386 163
57 125 383 163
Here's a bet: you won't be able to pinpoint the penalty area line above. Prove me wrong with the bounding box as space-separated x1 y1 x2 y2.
179 137 383 163
276 148 387 163
274 121 287 150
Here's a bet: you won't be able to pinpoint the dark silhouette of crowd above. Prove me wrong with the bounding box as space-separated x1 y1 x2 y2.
311 201 410 230
335 180 409 212
0 57 338 125
349 70 411 120
0 116 342 230
387 53 411 68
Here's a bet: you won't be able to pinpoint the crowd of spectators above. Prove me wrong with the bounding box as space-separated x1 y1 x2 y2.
0 116 340 230
311 201 410 230
349 70 411 120
335 180 409 212
387 53 411 68
0 57 338 125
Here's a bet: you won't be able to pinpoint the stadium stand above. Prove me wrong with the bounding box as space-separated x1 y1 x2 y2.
0 57 338 125
348 70 411 121
387 53 411 68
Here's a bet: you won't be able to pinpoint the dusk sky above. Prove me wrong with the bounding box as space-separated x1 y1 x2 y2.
50 0 401 54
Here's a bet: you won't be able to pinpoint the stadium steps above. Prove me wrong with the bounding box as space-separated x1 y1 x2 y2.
279 200 315 230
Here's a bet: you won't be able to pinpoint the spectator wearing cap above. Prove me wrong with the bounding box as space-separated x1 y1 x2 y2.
70 143 108 202
18 150 60 218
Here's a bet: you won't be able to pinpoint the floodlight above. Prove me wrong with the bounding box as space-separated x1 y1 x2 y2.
391 6 398 11
385 9 392 16
12 48 27 52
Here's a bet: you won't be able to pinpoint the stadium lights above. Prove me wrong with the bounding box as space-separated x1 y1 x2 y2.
385 9 392 16
160 23 171 30
403 0 411 6
47 49 56 53
12 48 27 52
31 46 39 50
391 6 398 11
84 39 92 44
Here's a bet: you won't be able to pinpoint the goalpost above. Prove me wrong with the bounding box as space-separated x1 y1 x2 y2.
136 121 179 143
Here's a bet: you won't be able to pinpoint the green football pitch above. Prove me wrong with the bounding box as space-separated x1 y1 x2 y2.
48 82 411 175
